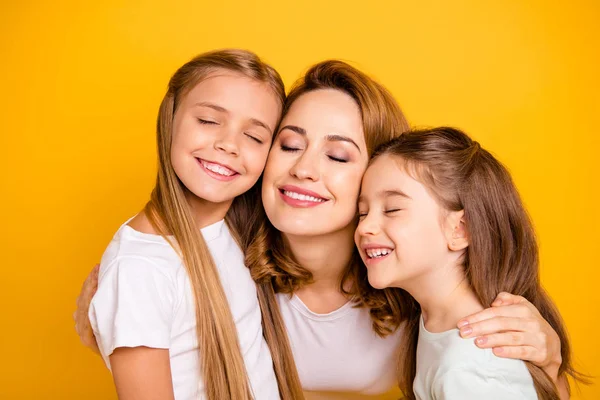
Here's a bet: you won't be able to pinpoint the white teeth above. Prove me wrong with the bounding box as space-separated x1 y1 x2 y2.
201 160 235 176
283 190 325 203
365 248 393 259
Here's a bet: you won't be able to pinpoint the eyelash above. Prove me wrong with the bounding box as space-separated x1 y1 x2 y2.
280 145 348 163
198 119 218 125
246 133 263 144
281 145 301 152
385 209 401 214
328 155 348 163
198 119 262 144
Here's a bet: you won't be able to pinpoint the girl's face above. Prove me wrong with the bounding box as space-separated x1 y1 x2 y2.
171 71 282 206
261 89 369 237
354 155 457 289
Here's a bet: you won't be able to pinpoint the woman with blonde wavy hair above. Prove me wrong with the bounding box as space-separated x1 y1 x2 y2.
75 55 569 399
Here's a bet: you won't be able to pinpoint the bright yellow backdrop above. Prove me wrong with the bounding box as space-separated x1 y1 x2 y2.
1 1 598 399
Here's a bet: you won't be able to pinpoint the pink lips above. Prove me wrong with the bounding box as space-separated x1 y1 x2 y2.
197 158 239 182
361 243 394 267
278 185 329 208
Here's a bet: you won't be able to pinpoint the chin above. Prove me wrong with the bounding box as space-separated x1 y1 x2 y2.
186 186 238 205
269 217 331 237
367 270 393 290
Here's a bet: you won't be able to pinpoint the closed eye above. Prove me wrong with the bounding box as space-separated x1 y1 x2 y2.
328 155 348 163
245 133 263 144
385 209 402 214
198 119 218 125
281 145 302 152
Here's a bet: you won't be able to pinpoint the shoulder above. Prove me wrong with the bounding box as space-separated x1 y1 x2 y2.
127 212 158 234
100 218 184 283
432 338 537 399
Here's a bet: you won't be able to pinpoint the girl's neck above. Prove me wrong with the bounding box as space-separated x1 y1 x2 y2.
185 191 232 229
284 222 356 310
403 256 484 333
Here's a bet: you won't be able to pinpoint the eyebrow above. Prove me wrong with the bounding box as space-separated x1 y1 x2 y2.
195 102 227 113
383 189 411 199
278 125 306 135
358 189 411 203
278 125 361 153
325 134 361 153
195 102 273 133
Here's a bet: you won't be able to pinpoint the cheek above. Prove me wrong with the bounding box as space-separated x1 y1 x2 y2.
245 146 270 174
331 167 363 202
171 118 209 154
398 216 447 262
263 151 289 182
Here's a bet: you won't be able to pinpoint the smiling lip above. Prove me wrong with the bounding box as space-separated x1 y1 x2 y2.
361 243 394 266
278 185 329 208
197 158 239 182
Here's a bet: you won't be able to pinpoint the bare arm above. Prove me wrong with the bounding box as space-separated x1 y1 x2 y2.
110 347 175 400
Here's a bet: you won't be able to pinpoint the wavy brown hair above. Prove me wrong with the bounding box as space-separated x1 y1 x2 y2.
371 127 582 400
245 60 412 399
143 49 285 400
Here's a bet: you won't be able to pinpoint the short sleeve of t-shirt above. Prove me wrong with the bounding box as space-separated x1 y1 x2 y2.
89 256 176 363
433 365 535 400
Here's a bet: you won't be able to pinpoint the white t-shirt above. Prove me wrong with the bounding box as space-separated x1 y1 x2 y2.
414 315 537 400
89 219 280 400
277 293 403 400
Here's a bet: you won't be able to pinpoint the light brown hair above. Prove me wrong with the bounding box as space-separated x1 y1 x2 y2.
144 49 285 400
371 127 582 400
245 60 412 399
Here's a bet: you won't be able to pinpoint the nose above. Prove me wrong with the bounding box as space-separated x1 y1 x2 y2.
356 212 380 237
214 129 240 156
289 150 320 181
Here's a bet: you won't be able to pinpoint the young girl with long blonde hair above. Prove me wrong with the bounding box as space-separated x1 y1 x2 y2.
88 49 284 400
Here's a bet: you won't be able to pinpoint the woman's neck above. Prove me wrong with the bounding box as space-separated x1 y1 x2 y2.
284 222 356 312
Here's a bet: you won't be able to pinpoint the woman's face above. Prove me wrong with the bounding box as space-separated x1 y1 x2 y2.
261 89 369 237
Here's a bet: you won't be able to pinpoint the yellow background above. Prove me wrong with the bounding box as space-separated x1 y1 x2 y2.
1 1 598 399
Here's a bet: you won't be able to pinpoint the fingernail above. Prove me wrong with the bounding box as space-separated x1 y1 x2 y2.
475 337 487 346
457 320 469 328
459 327 473 337
494 347 503 354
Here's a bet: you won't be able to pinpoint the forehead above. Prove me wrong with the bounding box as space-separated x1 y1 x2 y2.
361 156 423 198
181 71 281 119
282 89 364 140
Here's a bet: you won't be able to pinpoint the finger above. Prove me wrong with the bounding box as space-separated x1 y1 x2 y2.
473 331 544 351
80 328 101 354
492 293 537 315
459 316 538 338
458 304 532 328
492 292 524 306
491 345 545 364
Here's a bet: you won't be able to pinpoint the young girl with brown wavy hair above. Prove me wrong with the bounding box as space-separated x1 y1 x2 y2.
355 127 580 399
88 49 284 400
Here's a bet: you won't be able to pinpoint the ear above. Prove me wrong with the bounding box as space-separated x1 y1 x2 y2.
445 210 469 251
